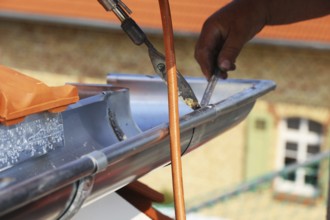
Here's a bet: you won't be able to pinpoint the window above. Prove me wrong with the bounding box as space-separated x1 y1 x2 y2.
274 117 323 198
255 118 266 130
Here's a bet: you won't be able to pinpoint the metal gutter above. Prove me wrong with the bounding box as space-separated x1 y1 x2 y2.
0 74 275 219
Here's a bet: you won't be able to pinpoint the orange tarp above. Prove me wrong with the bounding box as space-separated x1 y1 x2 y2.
0 65 79 125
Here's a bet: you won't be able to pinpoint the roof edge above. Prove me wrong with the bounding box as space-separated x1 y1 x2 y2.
0 10 121 30
251 37 330 50
0 9 201 37
2 9 330 49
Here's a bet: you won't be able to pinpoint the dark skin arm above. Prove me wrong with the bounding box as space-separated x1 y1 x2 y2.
195 0 330 80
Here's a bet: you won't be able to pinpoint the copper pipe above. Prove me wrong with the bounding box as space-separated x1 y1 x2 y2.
158 0 186 219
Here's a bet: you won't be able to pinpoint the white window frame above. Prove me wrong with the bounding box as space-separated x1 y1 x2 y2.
274 118 323 197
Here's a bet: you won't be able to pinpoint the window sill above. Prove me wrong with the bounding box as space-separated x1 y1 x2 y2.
273 192 319 206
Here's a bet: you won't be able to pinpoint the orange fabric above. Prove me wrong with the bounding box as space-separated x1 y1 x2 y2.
0 65 79 125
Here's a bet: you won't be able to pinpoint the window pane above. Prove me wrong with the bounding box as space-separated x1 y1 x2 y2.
282 157 297 181
284 157 296 165
283 172 296 181
304 164 319 186
307 144 320 154
287 118 300 129
308 120 323 133
285 142 298 151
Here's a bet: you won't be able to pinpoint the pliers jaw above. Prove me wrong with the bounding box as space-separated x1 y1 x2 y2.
148 46 201 110
98 0 201 110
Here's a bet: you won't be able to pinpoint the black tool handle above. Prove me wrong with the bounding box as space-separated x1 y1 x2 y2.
121 18 146 45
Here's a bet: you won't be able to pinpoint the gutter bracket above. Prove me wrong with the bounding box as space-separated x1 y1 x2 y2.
83 150 108 173
58 175 94 220
58 151 108 220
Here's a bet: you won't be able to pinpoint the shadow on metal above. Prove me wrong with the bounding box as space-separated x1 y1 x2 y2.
0 73 275 219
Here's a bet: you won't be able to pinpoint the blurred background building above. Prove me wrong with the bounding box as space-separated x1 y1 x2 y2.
0 0 329 219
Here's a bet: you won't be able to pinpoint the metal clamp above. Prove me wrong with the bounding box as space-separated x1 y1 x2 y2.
83 150 108 174
58 176 94 220
58 151 108 219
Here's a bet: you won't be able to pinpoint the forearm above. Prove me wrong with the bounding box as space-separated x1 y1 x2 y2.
195 0 330 79
265 0 330 25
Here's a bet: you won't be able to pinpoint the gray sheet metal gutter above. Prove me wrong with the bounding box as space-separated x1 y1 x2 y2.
0 74 275 219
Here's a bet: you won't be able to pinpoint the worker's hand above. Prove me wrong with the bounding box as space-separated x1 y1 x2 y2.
195 0 330 80
195 0 268 80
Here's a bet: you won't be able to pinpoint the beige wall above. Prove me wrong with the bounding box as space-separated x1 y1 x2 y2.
0 19 200 82
1 20 330 108
236 43 330 108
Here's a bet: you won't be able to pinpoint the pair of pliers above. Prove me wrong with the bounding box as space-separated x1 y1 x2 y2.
145 40 200 110
98 0 200 110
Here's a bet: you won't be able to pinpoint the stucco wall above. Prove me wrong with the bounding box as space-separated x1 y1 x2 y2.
0 19 200 82
237 43 330 108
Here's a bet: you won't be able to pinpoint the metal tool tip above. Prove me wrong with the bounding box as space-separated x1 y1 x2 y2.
184 98 201 110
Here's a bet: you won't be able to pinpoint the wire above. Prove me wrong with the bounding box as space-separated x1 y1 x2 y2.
158 0 186 219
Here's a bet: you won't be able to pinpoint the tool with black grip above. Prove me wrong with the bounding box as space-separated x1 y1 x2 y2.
98 0 200 110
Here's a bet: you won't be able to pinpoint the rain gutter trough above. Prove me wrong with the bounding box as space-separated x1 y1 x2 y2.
0 73 275 219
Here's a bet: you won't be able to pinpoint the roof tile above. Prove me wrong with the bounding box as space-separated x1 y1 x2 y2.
1 0 330 44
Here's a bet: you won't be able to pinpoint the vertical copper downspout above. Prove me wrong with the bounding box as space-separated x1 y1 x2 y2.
158 0 186 219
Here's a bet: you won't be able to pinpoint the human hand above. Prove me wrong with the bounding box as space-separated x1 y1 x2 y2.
194 0 268 80
195 0 330 80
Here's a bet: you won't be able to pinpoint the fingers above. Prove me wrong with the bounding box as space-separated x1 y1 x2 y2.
195 19 223 80
217 30 246 72
195 20 241 80
195 10 241 80
195 0 267 80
